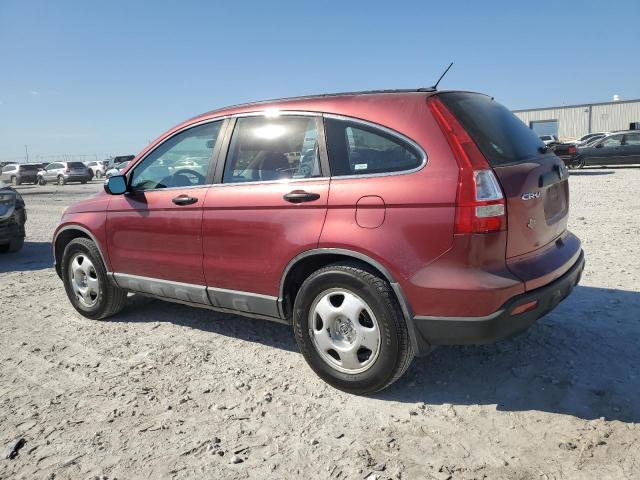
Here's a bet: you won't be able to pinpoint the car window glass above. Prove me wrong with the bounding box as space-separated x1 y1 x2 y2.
223 116 321 183
131 121 222 190
324 118 421 176
624 133 640 145
602 135 623 147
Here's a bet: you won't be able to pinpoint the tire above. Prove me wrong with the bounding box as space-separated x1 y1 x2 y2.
38 177 46 186
81 179 87 184
95 170 103 179
61 238 127 320
0 237 24 254
11 176 19 186
88 169 94 180
570 157 585 169
292 262 414 394
57 175 66 186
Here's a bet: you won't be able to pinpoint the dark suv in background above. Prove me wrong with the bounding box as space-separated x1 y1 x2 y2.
0 181 26 253
0 164 41 185
53 89 584 394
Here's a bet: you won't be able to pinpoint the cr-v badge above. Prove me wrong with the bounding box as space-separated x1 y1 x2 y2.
522 192 541 200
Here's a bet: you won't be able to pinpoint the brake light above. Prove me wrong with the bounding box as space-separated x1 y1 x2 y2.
428 96 506 234
568 145 576 155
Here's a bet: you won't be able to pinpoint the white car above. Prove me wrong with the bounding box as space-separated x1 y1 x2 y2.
539 134 559 145
105 161 130 178
85 161 107 179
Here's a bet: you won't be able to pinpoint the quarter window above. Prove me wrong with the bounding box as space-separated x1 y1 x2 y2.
324 118 421 176
131 121 222 190
223 116 321 183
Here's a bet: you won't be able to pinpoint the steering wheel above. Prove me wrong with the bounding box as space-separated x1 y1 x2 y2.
171 168 205 186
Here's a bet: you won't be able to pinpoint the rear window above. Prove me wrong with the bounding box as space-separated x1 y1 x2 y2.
438 92 545 166
69 162 85 168
20 165 38 171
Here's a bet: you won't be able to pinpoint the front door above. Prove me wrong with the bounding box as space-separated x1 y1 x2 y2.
107 120 225 299
202 114 329 316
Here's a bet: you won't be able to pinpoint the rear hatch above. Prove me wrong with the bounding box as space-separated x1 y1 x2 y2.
68 162 87 175
438 92 571 259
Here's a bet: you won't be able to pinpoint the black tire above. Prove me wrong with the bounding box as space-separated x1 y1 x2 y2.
61 238 127 320
88 169 94 180
57 175 65 186
11 176 19 186
81 179 87 184
38 177 46 186
292 262 414 394
95 171 103 179
570 157 585 169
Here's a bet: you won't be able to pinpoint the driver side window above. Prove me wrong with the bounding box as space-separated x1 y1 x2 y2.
131 121 222 190
601 135 623 147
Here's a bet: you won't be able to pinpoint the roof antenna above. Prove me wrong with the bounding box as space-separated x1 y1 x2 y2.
420 62 454 91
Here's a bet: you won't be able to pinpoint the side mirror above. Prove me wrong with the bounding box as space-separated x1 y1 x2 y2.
104 175 127 195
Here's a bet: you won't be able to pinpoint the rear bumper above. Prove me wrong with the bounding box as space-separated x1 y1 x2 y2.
413 250 584 346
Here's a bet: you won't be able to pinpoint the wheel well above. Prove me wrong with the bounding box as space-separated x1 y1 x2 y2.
54 229 90 276
281 253 394 320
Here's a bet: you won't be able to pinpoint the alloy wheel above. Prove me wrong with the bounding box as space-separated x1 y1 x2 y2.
68 253 100 308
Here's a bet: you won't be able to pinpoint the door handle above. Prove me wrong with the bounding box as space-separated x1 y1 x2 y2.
283 190 321 203
172 195 198 206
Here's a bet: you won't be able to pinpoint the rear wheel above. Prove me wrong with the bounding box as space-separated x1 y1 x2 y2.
292 262 414 394
95 170 103 179
38 177 46 186
61 238 127 319
57 175 66 186
570 157 585 169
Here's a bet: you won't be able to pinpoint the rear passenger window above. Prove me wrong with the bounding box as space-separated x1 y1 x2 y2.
223 116 321 183
324 118 421 176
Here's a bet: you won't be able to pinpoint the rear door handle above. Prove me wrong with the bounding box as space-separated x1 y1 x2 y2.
172 195 198 206
283 190 321 203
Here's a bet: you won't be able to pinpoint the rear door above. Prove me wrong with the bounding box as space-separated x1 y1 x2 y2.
438 92 571 259
107 120 225 293
589 134 625 165
202 114 329 313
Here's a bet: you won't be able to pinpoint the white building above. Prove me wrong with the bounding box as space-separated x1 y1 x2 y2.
513 98 640 141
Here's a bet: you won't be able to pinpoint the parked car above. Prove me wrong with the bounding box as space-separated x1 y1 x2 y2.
53 89 584 394
105 161 131 178
0 180 26 253
539 134 559 145
106 155 135 171
85 161 107 179
562 131 640 168
37 162 91 185
0 163 41 185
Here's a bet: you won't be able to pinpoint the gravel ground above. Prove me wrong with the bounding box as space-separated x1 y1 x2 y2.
1 170 639 480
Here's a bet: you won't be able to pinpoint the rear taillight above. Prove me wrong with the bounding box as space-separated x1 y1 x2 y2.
65 168 70 173
427 96 506 234
568 145 577 155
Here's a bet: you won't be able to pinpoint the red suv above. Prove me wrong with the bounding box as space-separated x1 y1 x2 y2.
53 90 584 394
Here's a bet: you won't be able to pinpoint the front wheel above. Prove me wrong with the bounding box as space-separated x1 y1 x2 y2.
61 238 127 319
0 237 24 253
38 177 46 186
57 176 66 186
95 170 103 179
292 262 414 394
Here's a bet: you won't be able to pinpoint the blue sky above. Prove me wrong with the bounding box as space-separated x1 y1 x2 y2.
0 0 638 160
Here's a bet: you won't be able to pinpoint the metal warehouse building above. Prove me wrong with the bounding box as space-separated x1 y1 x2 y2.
513 98 640 141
